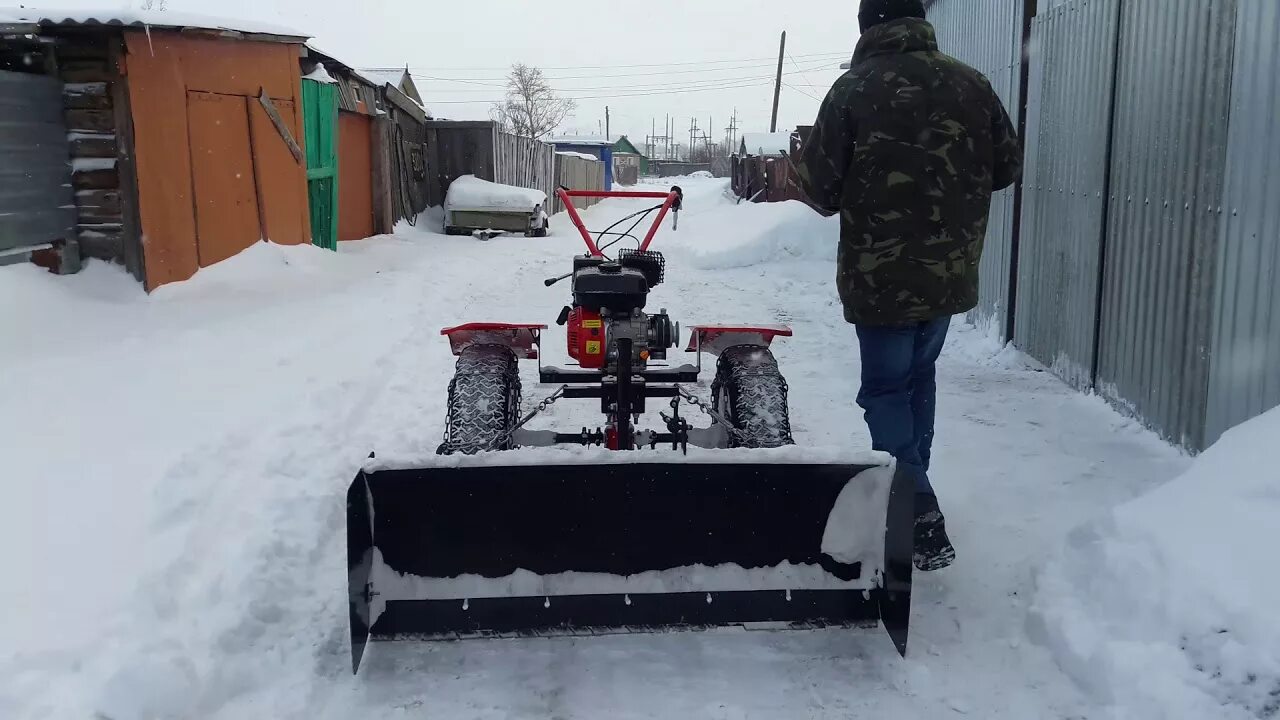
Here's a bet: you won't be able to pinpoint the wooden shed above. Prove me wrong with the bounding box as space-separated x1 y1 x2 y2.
0 11 313 290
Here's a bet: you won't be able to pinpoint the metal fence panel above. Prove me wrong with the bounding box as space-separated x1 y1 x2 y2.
0 70 75 256
1014 0 1120 389
1096 0 1238 450
1206 0 1280 444
926 0 1024 338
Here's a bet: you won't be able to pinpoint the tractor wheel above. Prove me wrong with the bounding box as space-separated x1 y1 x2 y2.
439 344 522 455
711 345 795 448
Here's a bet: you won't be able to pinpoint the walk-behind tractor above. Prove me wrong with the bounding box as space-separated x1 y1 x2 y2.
346 187 915 673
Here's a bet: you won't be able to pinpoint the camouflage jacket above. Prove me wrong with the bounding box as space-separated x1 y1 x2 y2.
796 18 1022 326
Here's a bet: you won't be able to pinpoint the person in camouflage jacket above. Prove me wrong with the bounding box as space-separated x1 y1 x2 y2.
796 0 1022 572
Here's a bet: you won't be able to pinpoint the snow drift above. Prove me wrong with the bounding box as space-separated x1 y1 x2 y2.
676 199 837 270
1030 406 1280 720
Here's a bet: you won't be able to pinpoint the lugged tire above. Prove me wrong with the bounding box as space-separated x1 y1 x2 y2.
711 345 795 448
440 345 522 455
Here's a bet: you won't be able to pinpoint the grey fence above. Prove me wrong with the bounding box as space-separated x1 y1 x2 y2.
553 154 606 213
928 0 1280 450
0 70 76 261
1205 0 1280 444
1014 0 1119 390
926 0 1026 339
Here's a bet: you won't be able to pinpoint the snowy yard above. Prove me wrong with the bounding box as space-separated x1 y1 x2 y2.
3 176 1273 719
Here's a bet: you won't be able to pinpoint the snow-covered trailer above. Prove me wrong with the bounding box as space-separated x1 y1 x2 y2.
424 120 555 212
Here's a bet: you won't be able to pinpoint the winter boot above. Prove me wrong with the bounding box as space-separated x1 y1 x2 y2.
914 492 955 571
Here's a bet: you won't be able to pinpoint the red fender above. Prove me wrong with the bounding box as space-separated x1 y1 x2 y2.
685 325 793 355
441 323 547 359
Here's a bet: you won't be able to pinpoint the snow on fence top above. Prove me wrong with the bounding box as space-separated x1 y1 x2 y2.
0 8 309 39
444 175 547 212
740 132 793 157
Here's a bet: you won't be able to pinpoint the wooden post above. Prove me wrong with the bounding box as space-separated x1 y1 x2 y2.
257 88 304 165
770 31 786 132
371 115 395 233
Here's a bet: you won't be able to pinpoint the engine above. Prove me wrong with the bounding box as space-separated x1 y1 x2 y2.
567 306 676 370
562 250 677 370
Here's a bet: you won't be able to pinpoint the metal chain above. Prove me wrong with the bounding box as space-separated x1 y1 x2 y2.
480 384 568 452
676 385 748 443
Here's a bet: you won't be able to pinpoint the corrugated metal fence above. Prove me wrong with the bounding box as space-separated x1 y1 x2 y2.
929 0 1280 450
1015 0 1119 390
1096 0 1237 450
0 70 76 261
925 0 1025 339
1206 0 1280 443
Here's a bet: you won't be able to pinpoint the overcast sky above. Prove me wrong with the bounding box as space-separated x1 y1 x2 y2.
31 0 863 147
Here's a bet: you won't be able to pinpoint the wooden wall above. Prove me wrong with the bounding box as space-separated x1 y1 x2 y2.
123 31 309 289
55 34 143 279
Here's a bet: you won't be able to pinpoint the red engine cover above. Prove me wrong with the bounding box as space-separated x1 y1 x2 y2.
566 307 606 369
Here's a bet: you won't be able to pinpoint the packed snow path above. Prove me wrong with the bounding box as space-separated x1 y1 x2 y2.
1 177 1188 719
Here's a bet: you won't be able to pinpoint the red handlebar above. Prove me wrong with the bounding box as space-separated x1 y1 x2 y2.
555 188 681 256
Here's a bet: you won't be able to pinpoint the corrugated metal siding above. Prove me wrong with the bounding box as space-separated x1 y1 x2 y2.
1096 0 1238 449
0 70 75 254
1206 0 1280 444
1014 0 1120 389
926 0 1024 338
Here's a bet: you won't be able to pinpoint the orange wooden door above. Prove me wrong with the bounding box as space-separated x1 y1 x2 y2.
186 91 262 266
337 111 374 241
248 97 308 245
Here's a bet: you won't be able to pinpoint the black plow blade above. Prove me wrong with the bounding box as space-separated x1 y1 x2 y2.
347 460 914 673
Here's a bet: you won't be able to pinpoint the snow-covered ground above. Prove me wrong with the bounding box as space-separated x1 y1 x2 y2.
7 175 1263 719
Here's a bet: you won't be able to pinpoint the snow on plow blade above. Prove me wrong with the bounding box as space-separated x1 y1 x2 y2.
347 459 914 673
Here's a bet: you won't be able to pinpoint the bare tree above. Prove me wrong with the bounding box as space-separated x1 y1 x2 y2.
490 64 575 140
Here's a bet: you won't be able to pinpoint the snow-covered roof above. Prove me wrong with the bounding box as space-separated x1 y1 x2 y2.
740 132 792 157
0 7 309 39
301 64 338 85
549 136 613 147
356 69 405 89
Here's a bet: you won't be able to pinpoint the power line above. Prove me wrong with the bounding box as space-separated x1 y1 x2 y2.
787 52 824 96
782 81 822 102
427 80 775 105
407 57 842 84
414 69 825 95
356 49 850 73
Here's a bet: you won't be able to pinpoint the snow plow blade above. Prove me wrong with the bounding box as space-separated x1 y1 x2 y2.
347 460 914 673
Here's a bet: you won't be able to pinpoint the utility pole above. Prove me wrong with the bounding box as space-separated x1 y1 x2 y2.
770 30 786 132
732 106 742 153
605 106 610 140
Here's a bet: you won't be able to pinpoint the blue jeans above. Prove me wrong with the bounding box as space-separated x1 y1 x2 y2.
855 317 950 495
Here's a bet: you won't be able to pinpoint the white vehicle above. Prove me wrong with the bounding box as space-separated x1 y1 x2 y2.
443 175 549 238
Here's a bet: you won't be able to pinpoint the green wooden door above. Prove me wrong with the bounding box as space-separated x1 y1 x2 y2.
302 79 338 250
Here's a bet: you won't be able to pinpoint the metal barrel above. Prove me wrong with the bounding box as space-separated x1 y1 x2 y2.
347 461 914 673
